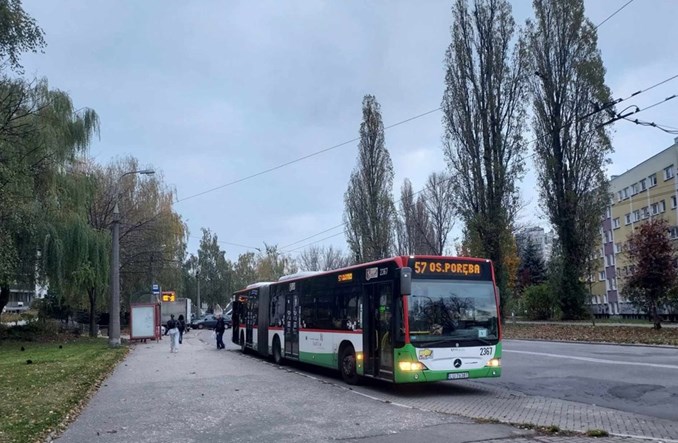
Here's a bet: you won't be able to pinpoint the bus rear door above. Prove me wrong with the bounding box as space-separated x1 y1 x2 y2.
245 296 255 349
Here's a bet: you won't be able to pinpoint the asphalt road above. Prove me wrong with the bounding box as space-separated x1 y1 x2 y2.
489 339 678 421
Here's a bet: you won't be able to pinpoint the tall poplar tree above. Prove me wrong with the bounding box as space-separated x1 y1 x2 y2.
396 179 435 255
344 95 395 262
442 0 528 317
527 0 612 319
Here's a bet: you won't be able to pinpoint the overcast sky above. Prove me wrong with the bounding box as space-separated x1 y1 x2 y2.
20 0 678 262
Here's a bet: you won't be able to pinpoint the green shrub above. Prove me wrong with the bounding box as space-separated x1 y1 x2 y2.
523 283 558 320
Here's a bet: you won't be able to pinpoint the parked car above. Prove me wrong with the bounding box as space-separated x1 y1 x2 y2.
191 314 219 329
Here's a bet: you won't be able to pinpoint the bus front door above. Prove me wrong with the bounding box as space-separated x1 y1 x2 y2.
363 282 394 378
284 292 299 358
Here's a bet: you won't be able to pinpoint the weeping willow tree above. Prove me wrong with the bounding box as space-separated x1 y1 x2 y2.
0 77 100 320
44 210 110 337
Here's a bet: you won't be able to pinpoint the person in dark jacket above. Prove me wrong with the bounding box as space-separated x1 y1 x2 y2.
177 314 186 344
215 314 226 350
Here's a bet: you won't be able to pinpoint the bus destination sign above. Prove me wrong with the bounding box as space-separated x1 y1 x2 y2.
411 259 491 280
338 272 353 282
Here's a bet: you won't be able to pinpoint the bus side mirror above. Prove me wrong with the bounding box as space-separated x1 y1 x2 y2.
400 267 412 295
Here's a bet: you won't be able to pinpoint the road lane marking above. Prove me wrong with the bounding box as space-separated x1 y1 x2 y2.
504 350 678 369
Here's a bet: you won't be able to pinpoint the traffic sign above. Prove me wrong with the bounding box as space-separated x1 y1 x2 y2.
152 284 160 295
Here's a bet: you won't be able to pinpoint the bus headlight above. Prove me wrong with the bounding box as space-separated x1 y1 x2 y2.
486 358 501 367
398 361 427 371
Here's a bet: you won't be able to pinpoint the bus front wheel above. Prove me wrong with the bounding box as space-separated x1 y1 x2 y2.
340 346 359 385
240 332 247 354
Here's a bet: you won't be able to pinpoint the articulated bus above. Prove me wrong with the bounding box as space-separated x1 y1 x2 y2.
231 255 501 384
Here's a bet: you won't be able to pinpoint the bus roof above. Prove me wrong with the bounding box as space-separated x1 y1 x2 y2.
233 255 492 291
278 271 323 281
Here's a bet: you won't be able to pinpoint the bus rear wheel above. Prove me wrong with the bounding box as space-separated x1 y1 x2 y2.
340 346 359 385
240 332 247 354
272 336 283 365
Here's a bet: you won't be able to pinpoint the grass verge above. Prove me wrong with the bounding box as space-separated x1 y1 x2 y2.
504 323 678 346
0 338 128 443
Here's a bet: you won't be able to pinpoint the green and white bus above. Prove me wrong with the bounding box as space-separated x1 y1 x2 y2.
231 255 502 384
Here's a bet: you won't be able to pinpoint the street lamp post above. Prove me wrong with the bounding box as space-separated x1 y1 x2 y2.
196 269 201 319
109 169 155 347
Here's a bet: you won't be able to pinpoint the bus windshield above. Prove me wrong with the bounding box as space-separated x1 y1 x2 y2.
408 279 499 346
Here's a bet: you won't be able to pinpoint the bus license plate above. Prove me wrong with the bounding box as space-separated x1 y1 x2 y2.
448 372 469 380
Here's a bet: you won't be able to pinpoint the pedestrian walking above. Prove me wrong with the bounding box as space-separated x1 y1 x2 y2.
167 314 179 353
177 314 186 344
215 314 226 350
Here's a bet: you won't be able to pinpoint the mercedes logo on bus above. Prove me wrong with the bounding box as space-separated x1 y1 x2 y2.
454 359 462 368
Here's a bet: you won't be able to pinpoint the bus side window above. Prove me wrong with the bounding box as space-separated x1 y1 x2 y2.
300 288 314 329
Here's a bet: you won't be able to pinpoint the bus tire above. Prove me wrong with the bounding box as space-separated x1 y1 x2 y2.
272 336 284 365
339 345 359 385
240 331 247 354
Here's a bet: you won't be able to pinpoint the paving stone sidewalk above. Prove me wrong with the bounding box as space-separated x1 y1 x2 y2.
345 371 678 442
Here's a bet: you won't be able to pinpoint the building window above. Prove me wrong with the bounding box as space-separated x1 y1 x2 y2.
671 227 678 239
649 174 657 187
613 217 620 229
661 200 666 212
625 213 631 225
672 195 677 209
617 191 623 202
614 242 622 253
665 165 675 181
606 254 615 266
599 271 605 281
605 207 611 219
651 203 659 215
604 230 612 243
633 209 640 222
640 178 647 191
631 183 639 195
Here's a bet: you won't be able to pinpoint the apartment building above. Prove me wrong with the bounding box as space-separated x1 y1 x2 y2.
516 226 554 262
593 137 678 316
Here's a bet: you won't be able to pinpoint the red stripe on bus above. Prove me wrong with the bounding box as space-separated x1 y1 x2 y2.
299 328 363 334
269 326 283 330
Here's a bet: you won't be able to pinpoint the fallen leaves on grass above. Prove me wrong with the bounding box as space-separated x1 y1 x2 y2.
503 323 678 346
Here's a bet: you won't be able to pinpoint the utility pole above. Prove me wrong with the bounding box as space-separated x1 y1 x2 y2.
109 203 121 347
109 168 155 347
196 270 201 318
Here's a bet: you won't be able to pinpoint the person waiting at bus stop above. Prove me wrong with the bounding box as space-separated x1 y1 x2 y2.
215 314 226 350
177 314 186 344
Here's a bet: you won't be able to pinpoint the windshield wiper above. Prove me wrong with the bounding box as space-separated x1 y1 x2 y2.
412 337 496 347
